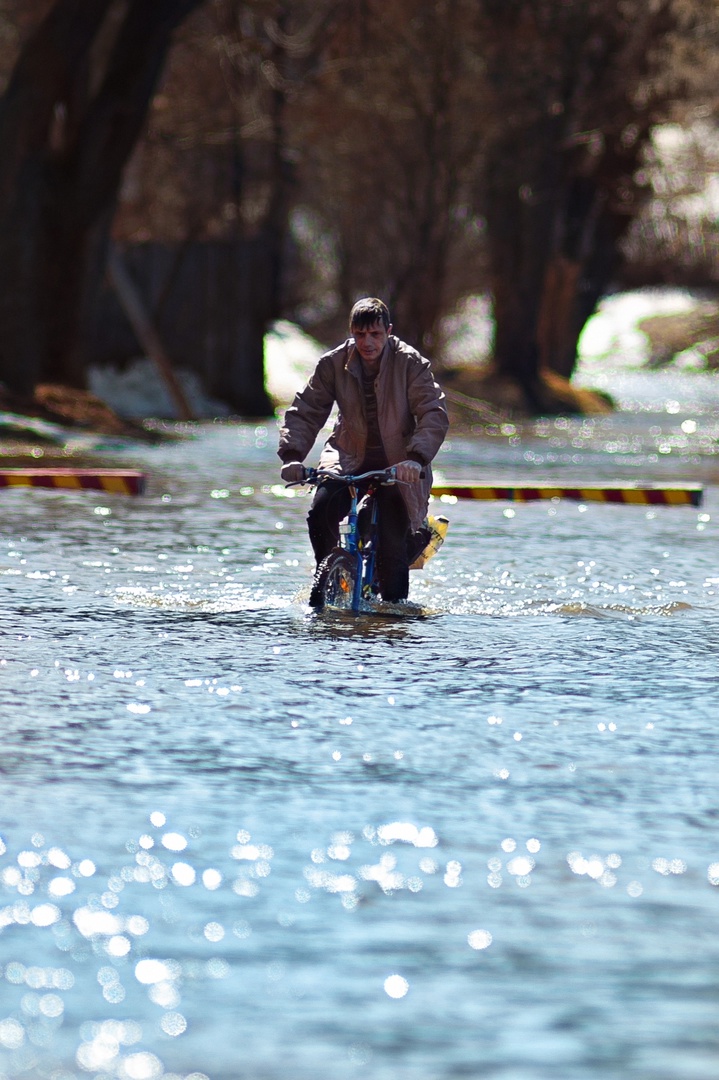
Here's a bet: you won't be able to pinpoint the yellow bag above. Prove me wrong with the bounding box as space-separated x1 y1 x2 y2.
410 515 449 569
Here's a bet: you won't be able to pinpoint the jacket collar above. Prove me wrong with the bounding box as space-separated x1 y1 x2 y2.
346 337 392 377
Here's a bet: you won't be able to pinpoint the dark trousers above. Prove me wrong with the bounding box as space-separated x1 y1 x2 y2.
307 479 412 602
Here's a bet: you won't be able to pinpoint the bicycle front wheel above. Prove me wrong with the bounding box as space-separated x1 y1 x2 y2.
313 549 359 610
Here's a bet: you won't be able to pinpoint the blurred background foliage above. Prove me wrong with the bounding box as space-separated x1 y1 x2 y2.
0 0 718 416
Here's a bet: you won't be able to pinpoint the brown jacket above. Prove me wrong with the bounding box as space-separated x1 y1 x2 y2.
278 336 449 530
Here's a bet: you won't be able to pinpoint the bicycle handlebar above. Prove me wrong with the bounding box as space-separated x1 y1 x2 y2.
287 465 425 487
305 467 398 484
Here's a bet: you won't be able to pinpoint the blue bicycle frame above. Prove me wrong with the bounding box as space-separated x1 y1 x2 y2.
303 467 397 612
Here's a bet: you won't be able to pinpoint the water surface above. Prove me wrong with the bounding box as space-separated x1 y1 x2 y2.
0 395 718 1080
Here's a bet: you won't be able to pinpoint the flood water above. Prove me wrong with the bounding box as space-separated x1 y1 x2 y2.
1 367 718 1080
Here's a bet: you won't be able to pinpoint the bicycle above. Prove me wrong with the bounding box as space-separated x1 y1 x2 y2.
288 466 448 612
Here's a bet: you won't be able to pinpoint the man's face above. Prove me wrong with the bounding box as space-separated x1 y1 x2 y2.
351 319 391 364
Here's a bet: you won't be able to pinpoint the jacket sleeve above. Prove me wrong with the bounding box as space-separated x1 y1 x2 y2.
277 353 338 463
405 356 449 466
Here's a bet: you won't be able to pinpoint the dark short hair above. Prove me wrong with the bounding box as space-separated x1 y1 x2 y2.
349 297 390 331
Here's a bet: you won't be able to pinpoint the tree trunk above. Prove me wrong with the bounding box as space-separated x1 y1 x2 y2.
534 175 626 380
200 238 274 418
483 131 557 410
484 131 644 410
0 0 114 395
0 0 204 397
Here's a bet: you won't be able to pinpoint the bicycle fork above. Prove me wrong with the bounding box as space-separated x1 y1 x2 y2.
338 483 364 611
338 482 382 611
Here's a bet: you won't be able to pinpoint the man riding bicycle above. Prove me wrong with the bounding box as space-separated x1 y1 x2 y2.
278 297 449 604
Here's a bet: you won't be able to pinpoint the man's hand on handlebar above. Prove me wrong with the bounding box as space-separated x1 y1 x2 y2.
282 462 423 486
281 461 305 484
394 459 423 483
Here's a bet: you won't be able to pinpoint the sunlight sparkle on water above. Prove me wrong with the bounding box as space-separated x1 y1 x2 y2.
48 872 75 898
375 822 438 847
161 832 188 852
384 974 409 998
170 862 196 886
30 903 61 926
468 929 493 950
160 1012 187 1037
135 959 178 985
506 856 535 877
202 868 223 889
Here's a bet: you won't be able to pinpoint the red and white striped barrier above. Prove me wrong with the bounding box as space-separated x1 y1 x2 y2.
431 482 704 507
0 468 146 495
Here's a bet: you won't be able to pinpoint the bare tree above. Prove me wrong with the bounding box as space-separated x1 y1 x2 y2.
294 0 719 409
113 0 347 414
622 119 719 286
7 0 716 415
473 0 719 409
294 0 485 352
0 0 203 398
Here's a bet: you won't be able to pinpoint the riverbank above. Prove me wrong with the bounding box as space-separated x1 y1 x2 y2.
439 365 615 428
2 286 719 455
0 383 175 470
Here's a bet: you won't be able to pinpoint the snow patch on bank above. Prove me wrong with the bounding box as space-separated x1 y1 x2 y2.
576 287 705 376
88 360 231 421
263 320 323 401
439 295 494 368
88 320 324 419
439 287 708 377
575 288 719 411
87 291 715 420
